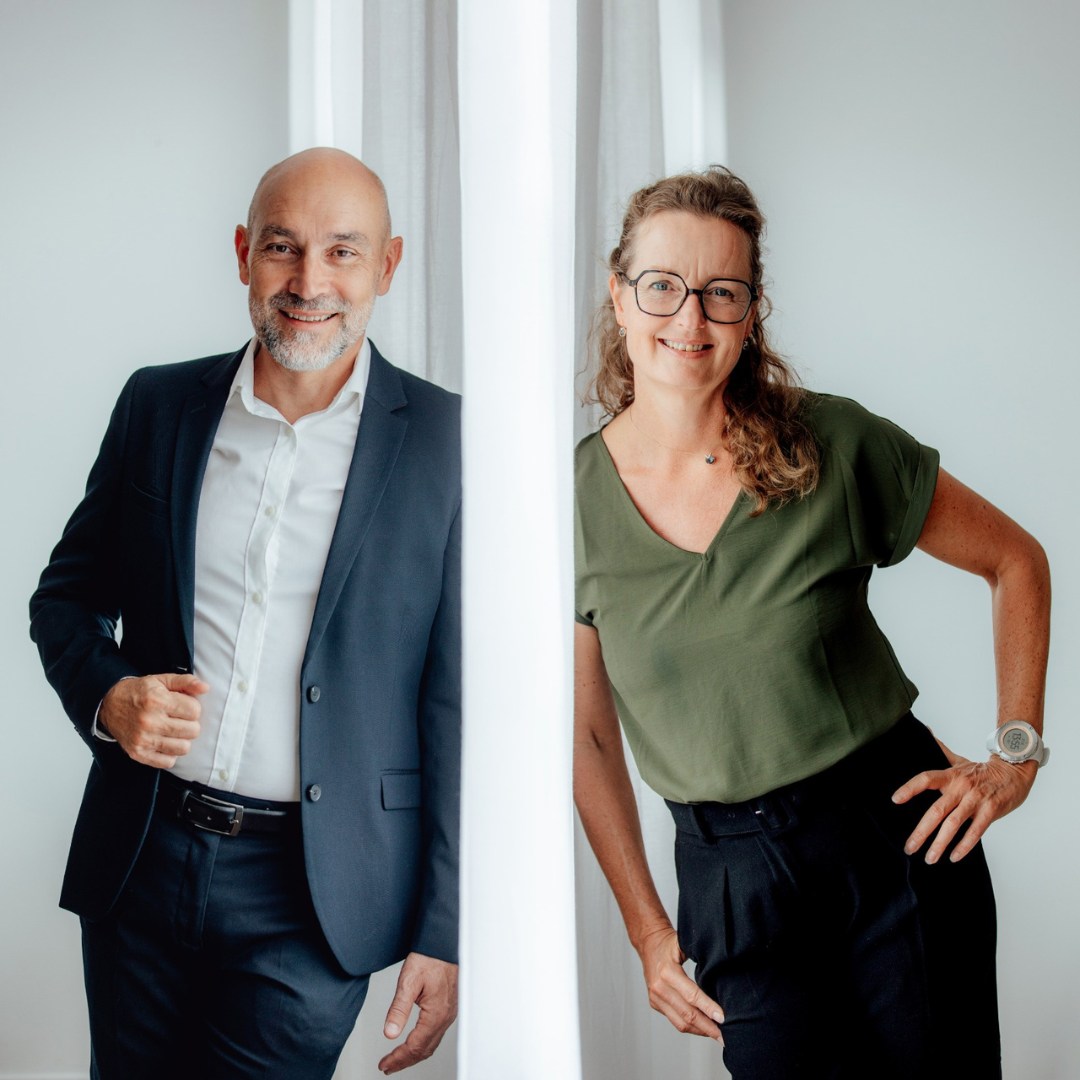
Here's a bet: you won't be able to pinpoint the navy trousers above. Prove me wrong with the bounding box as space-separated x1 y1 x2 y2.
669 714 1001 1080
81 778 370 1080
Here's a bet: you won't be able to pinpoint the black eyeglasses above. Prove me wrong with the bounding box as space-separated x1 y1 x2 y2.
623 270 757 324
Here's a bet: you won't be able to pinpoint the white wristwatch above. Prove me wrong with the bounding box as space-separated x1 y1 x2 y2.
986 720 1049 767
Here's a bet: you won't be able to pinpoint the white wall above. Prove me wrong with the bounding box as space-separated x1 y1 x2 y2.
721 2 1078 1076
0 1 288 1074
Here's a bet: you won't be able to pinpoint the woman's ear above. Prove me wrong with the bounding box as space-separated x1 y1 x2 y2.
609 273 626 323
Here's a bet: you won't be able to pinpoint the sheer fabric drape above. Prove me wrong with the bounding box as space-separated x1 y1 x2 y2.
287 2 727 1077
575 5 730 1078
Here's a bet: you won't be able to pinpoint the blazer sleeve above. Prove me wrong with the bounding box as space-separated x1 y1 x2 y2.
411 497 462 963
29 372 143 753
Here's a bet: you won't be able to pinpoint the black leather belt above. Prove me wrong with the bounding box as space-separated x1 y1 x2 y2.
156 774 299 837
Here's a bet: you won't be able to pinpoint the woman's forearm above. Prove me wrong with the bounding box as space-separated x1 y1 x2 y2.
989 532 1050 731
574 621 672 950
574 735 672 951
916 468 1051 738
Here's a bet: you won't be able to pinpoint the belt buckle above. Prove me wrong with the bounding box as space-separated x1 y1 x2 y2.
178 789 245 837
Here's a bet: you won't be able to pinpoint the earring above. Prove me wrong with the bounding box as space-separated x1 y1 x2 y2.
618 327 626 338
741 337 750 351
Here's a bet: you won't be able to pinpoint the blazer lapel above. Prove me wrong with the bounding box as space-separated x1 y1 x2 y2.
171 347 245 661
304 345 408 666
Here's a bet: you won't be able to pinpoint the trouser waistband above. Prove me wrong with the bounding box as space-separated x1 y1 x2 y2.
667 712 927 838
156 772 301 837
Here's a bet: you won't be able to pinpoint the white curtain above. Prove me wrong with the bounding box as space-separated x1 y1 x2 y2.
287 2 728 1077
289 7 467 1076
574 5 731 1080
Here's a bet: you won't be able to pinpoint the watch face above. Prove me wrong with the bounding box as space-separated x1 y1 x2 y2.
1002 727 1032 755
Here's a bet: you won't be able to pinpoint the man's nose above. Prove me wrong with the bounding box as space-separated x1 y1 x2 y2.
289 254 329 300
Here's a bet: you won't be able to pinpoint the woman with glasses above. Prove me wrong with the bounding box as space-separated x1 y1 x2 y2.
574 167 1049 1079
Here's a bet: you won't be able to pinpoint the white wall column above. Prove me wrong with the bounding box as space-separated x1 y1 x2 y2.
457 3 581 1078
288 0 340 150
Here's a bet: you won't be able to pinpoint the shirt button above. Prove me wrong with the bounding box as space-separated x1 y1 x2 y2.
252 591 264 605
238 680 249 694
307 685 321 703
218 769 229 782
265 506 277 518
307 784 322 802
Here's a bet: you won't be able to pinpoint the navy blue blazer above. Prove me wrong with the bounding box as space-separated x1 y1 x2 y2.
30 342 461 975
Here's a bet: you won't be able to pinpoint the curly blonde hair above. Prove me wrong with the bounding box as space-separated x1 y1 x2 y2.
589 166 819 515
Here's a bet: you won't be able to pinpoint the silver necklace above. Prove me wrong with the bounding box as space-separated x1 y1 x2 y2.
628 406 718 464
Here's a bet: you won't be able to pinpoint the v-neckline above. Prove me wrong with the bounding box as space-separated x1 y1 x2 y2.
595 430 747 558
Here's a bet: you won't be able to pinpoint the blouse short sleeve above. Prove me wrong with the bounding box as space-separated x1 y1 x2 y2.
808 395 940 568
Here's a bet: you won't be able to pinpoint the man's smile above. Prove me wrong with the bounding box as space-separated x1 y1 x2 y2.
280 311 337 324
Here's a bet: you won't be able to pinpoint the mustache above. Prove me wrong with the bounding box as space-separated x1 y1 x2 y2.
268 292 348 314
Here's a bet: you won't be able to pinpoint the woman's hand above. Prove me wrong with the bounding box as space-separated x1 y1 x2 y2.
638 925 724 1041
891 744 1036 865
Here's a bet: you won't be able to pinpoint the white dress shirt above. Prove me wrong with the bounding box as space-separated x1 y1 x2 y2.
168 338 370 801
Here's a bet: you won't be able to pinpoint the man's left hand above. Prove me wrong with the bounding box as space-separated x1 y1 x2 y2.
379 952 458 1074
892 742 1036 865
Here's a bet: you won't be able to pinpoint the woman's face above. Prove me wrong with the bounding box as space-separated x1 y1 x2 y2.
610 210 754 401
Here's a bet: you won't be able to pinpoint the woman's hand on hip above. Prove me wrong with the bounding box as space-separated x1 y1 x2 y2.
638 925 724 1041
891 742 1036 865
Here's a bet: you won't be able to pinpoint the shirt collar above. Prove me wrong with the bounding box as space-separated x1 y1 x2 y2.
228 337 372 420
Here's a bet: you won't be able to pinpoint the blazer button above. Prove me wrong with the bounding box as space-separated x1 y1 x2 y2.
307 685 321 703
307 784 322 802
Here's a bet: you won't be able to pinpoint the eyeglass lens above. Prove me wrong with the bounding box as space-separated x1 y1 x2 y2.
634 271 752 323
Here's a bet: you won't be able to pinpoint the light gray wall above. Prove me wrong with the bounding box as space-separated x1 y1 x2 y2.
1 1 288 1074
722 2 1078 1076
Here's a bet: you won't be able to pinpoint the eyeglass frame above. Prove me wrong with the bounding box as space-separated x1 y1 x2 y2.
620 269 759 325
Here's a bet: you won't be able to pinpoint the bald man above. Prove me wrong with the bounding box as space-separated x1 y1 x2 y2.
30 149 460 1079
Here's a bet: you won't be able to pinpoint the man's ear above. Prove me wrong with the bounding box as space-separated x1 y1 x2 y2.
235 225 252 286
376 236 405 297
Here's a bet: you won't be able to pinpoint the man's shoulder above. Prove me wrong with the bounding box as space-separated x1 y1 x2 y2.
370 344 460 424
396 366 460 408
126 346 245 394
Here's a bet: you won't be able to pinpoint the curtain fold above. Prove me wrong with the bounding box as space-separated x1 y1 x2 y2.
360 0 462 391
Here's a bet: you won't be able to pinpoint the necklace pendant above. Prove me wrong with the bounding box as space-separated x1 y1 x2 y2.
705 454 716 465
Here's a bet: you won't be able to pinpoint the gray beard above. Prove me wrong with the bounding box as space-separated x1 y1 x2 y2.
250 293 374 372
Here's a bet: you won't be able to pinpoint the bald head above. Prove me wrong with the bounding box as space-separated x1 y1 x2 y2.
236 147 404 377
246 148 392 241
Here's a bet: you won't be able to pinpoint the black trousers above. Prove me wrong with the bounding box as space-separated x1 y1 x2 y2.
81 777 370 1080
668 714 1001 1080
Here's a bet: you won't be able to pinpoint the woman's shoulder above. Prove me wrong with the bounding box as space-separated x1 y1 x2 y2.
574 428 609 479
574 428 605 455
801 390 876 429
800 390 919 453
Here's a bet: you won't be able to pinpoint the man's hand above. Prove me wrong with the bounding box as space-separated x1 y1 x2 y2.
378 952 458 1074
98 673 208 768
639 925 724 1041
892 743 1037 865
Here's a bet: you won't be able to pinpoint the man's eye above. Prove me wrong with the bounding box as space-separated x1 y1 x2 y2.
332 249 356 259
267 243 293 254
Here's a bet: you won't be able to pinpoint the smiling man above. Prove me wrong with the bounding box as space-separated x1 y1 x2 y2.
30 149 461 1079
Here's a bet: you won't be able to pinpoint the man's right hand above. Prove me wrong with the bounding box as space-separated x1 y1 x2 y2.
99 673 208 768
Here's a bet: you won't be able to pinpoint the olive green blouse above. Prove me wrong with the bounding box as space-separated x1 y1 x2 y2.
575 393 940 804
